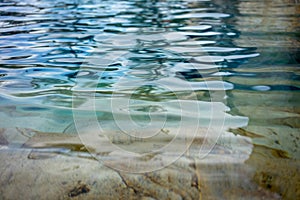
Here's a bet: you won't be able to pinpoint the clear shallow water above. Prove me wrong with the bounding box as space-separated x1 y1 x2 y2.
0 0 299 199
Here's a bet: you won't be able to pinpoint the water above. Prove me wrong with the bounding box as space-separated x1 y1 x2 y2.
0 0 299 199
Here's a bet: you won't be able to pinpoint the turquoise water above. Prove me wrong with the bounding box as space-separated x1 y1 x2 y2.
0 0 299 198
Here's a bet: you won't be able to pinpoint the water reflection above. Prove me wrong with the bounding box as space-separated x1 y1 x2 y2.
225 1 300 198
0 0 299 199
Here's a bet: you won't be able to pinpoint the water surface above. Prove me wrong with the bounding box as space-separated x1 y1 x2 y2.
0 0 299 199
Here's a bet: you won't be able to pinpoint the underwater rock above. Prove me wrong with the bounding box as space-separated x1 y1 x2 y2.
0 127 280 199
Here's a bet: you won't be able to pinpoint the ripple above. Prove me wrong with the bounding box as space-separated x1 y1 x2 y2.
174 13 230 19
178 25 212 31
0 1 299 198
0 0 298 115
252 85 271 91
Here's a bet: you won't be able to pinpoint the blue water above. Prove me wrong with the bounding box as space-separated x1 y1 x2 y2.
0 0 299 198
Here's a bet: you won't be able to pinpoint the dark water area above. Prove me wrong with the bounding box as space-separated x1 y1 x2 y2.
0 0 299 199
